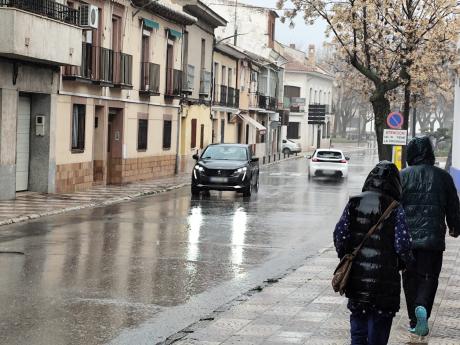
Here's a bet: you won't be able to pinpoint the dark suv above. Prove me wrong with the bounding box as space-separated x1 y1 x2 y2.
191 144 259 197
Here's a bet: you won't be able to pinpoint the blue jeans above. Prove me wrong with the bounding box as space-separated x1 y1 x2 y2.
350 310 394 345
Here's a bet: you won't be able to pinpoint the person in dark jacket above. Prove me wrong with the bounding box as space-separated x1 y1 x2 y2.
401 136 460 337
334 161 412 345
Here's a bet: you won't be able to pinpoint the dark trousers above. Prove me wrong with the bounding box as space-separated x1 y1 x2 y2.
402 249 443 328
350 310 394 345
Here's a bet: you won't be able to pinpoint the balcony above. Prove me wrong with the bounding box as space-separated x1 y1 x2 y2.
165 68 182 97
114 52 133 89
63 44 132 88
140 62 160 95
0 0 82 66
284 97 306 113
259 95 277 111
227 87 239 108
199 69 211 96
213 85 239 108
182 64 195 93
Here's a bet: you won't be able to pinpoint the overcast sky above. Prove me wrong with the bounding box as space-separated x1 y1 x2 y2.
243 0 329 52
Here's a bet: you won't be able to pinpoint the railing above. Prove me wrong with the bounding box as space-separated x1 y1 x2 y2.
0 0 79 25
114 52 132 87
98 47 113 84
182 64 195 92
166 68 182 96
199 69 211 95
140 62 160 95
63 42 93 79
259 95 277 111
219 85 227 106
227 87 239 108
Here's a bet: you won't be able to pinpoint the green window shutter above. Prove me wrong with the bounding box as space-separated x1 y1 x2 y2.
143 19 159 30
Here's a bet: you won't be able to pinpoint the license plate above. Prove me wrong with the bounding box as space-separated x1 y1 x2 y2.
209 177 228 183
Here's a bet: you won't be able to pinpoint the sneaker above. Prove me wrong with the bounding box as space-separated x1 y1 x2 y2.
408 326 415 333
414 306 429 336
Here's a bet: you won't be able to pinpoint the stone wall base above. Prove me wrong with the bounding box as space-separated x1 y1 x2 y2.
55 162 93 193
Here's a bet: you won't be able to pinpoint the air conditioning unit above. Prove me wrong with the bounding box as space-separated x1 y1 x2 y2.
80 4 98 29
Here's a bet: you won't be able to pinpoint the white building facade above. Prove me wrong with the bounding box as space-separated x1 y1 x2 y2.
281 44 335 151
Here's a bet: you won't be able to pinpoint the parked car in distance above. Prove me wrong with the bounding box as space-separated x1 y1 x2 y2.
308 149 349 178
281 139 301 154
191 144 259 197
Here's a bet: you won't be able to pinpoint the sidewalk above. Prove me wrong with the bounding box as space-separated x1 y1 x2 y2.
0 155 301 227
170 238 460 345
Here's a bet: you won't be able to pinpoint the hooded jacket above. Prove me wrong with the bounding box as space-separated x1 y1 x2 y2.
401 136 460 251
345 161 403 311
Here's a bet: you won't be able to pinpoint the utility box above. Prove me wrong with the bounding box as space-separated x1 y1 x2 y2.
35 115 45 136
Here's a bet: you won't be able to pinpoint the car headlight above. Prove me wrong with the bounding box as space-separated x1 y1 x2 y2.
194 165 204 172
237 167 247 174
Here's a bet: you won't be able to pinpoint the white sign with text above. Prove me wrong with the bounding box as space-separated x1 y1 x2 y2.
383 129 407 145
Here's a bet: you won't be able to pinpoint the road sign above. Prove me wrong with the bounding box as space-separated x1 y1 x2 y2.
383 129 407 145
387 111 404 129
308 104 326 124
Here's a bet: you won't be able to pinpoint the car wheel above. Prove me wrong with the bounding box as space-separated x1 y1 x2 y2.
191 185 201 196
254 173 260 192
283 148 291 155
243 182 252 197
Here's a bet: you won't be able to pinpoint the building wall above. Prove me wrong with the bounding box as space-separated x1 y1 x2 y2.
213 51 237 88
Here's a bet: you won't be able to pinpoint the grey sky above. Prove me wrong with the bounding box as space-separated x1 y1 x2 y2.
242 0 329 52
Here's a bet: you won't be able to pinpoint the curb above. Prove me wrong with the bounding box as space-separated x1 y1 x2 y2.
0 156 300 228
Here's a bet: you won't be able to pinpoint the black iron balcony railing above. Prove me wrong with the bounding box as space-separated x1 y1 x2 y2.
219 85 227 106
227 87 239 108
199 69 211 96
0 0 79 25
259 95 277 111
63 42 93 79
165 68 182 97
114 52 133 88
140 62 160 95
63 43 131 88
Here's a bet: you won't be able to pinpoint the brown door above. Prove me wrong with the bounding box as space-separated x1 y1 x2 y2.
107 109 123 184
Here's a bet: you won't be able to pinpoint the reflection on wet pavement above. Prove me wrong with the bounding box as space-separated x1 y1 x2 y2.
0 151 377 345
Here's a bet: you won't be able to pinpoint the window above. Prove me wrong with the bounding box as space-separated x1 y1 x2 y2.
287 122 300 139
163 120 172 150
71 104 86 151
200 39 206 71
200 124 205 149
137 119 148 151
191 119 197 148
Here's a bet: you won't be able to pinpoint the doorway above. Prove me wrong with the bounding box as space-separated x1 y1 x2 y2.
107 108 123 184
93 106 106 184
16 96 31 192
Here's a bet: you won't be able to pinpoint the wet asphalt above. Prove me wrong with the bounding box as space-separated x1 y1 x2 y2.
0 150 377 345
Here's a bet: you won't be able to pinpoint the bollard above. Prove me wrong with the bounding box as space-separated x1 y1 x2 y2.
268 155 271 163
263 156 266 165
273 154 276 162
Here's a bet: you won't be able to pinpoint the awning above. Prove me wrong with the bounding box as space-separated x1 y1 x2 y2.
168 28 182 39
143 18 159 30
237 113 266 134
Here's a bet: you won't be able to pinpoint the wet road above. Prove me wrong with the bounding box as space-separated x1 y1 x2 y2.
0 150 376 345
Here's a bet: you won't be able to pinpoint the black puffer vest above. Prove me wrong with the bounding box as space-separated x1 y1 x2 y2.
345 191 401 312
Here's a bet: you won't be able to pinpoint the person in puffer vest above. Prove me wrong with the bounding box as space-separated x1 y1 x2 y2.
334 161 413 345
401 136 460 337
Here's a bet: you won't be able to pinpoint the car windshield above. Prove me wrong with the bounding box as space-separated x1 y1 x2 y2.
316 151 343 159
202 146 248 161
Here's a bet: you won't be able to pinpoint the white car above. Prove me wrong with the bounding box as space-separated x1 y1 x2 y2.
281 139 301 154
308 149 349 178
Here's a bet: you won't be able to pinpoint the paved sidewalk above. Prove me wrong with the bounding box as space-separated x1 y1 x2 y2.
0 155 302 227
171 238 460 345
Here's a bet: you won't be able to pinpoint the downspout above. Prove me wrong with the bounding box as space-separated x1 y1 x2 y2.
210 35 216 143
175 25 185 175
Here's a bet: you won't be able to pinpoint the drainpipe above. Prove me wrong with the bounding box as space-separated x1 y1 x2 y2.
175 25 185 175
210 36 216 142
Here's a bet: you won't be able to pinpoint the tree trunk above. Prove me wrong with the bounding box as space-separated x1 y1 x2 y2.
371 93 392 161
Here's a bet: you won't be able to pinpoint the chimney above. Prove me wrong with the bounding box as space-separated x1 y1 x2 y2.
308 44 316 66
289 43 296 49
